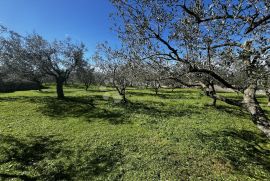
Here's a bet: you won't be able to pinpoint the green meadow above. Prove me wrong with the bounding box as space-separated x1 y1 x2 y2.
0 86 269 180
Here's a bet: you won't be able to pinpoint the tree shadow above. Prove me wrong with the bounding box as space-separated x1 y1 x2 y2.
0 95 202 124
128 91 155 97
214 105 248 119
0 96 130 124
76 142 125 180
0 134 71 180
87 89 115 93
0 134 125 180
196 129 270 180
35 96 130 124
117 100 202 119
128 91 199 100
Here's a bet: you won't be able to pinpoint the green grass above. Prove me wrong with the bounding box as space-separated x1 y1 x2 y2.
0 86 269 180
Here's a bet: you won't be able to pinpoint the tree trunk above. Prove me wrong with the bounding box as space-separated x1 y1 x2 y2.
33 79 43 92
119 88 128 104
85 84 89 91
209 82 217 106
201 82 216 106
155 88 159 95
243 84 270 137
154 81 160 95
56 78 65 99
145 82 149 89
265 89 270 107
122 92 128 103
171 84 175 92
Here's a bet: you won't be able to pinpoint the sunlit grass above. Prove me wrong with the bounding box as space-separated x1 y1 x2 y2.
0 86 269 180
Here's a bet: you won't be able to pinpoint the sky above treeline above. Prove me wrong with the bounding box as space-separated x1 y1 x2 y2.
0 0 119 56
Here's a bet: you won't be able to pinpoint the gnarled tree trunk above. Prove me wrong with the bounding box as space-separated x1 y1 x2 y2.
85 83 89 91
242 84 270 137
56 77 65 99
121 90 128 103
209 83 217 106
201 81 270 137
200 81 217 106
265 89 270 107
154 80 160 95
32 78 43 92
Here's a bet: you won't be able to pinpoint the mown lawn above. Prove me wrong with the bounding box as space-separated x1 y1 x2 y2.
0 86 269 180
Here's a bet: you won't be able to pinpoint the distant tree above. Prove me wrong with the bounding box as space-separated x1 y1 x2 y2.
77 62 95 91
0 29 86 98
0 31 44 90
94 43 134 103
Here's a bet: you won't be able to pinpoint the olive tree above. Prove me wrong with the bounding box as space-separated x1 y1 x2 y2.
76 61 95 91
0 30 45 90
94 43 135 103
27 35 86 99
0 29 85 99
110 0 270 137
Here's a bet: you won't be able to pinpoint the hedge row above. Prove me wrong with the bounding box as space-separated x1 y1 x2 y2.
0 81 43 92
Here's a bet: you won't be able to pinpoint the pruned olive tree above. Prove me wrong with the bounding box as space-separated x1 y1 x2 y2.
26 35 86 99
143 58 170 95
110 0 270 137
76 61 95 91
94 43 135 103
0 28 86 99
0 30 45 90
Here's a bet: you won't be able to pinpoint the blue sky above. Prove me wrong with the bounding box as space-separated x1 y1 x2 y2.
0 0 119 56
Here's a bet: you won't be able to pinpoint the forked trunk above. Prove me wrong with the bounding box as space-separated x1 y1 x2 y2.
243 84 270 137
56 78 65 99
201 82 216 106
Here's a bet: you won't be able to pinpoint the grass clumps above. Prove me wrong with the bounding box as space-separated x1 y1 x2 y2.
0 86 269 180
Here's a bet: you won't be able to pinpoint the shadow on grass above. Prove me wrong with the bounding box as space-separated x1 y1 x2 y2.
0 134 124 180
0 96 128 124
215 105 248 119
37 96 130 124
196 129 270 180
76 142 124 180
1 90 254 124
0 94 202 124
0 134 70 180
119 101 202 119
39 96 201 124
128 91 200 100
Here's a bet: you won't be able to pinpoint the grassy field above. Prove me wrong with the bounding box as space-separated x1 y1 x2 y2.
0 86 269 180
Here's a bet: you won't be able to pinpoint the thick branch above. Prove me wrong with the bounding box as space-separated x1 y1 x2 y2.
190 67 241 91
245 14 270 34
210 94 242 107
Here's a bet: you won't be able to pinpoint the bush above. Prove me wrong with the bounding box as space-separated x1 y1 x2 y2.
0 80 44 92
